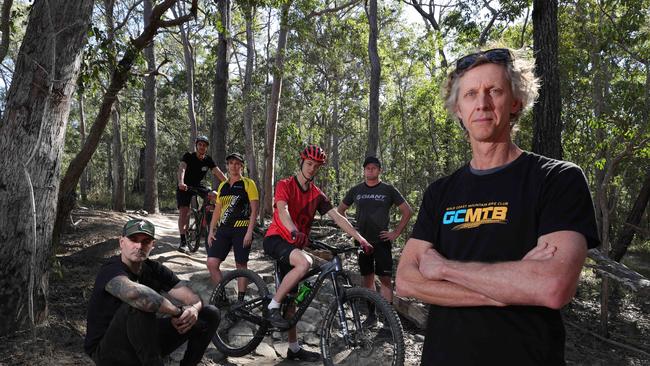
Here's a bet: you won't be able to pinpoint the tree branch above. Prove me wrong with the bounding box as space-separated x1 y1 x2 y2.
307 0 361 19
114 0 144 34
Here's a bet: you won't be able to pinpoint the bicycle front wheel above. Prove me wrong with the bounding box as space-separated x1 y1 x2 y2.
321 287 405 366
209 269 270 357
187 211 203 253
185 209 200 251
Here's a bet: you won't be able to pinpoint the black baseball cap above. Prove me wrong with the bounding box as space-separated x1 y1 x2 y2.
122 219 155 239
363 156 381 168
226 152 245 164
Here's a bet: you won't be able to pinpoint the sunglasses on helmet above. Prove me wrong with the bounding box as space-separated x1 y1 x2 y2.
455 48 512 74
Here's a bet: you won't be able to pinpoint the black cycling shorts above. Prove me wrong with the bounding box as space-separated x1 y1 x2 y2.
263 235 300 293
357 240 393 277
207 227 250 263
176 189 195 208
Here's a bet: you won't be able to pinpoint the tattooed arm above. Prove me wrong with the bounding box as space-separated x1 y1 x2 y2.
167 280 203 334
105 275 181 317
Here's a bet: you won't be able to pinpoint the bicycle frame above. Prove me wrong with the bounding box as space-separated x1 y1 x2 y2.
272 244 363 345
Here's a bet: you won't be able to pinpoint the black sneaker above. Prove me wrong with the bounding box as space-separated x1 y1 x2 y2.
177 242 187 253
286 347 320 362
265 308 290 329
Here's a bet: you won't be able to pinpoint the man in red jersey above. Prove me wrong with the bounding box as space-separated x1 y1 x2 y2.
263 144 373 362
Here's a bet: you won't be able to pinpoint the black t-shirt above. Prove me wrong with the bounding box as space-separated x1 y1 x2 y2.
84 256 180 355
342 182 405 243
181 152 216 187
411 151 599 366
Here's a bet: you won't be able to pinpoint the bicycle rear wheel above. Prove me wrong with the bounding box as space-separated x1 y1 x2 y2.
187 211 203 253
209 269 270 357
321 287 405 366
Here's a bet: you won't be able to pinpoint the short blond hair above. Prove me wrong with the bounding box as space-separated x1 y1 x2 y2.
443 47 539 128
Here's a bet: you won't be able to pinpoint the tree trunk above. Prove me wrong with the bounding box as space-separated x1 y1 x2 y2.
78 84 89 201
332 76 341 197
53 0 198 248
104 0 125 212
212 0 230 177
143 0 159 214
587 7 612 337
366 0 380 157
242 2 259 184
611 171 650 261
262 1 291 217
110 105 125 211
173 1 197 152
0 0 93 334
532 0 562 159
133 146 145 193
0 0 13 63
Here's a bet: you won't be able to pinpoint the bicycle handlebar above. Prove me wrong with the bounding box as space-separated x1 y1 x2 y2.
185 185 211 199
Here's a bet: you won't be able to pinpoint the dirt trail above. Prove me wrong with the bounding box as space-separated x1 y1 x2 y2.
1 209 648 366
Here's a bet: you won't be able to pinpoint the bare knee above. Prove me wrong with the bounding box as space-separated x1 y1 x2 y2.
290 251 312 275
207 257 221 270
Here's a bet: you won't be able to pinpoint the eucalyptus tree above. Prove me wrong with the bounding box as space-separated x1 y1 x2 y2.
143 0 159 214
240 0 261 185
54 0 199 247
532 0 562 159
212 0 231 174
0 0 94 334
105 0 126 212
262 0 291 216
366 0 380 157
172 0 199 151
0 0 13 63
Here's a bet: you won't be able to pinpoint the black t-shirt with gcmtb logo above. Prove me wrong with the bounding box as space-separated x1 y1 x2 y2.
411 151 599 366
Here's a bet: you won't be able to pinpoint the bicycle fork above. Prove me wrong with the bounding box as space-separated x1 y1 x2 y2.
331 272 363 347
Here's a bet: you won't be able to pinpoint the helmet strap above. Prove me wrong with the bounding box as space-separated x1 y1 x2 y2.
298 159 315 184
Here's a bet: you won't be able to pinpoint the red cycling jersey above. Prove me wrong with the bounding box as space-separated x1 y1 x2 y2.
265 176 333 244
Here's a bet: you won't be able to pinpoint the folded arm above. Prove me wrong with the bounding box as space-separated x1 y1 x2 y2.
428 230 588 309
395 238 505 307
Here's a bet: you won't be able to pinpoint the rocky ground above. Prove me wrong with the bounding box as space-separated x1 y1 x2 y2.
0 209 648 365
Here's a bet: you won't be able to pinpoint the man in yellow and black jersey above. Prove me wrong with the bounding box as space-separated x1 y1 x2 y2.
207 153 259 288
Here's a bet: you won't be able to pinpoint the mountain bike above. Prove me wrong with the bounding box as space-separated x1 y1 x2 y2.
184 186 214 253
209 240 405 365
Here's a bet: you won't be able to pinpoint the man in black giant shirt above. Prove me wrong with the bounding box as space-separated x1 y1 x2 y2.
395 48 600 366
85 219 220 365
177 135 225 252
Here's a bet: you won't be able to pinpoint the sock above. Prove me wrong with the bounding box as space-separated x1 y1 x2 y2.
238 291 246 302
268 299 281 310
289 341 301 353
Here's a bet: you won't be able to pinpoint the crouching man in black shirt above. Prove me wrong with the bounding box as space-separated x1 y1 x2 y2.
84 219 219 366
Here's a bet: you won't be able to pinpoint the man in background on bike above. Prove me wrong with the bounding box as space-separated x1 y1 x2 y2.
263 144 374 362
85 219 220 365
207 152 259 289
338 156 412 325
177 135 226 253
